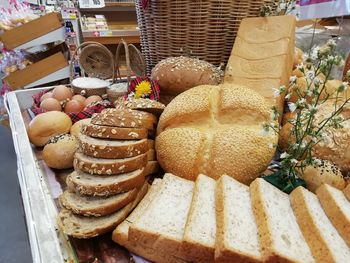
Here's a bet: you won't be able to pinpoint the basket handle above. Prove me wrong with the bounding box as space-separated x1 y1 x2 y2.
70 41 115 82
115 39 132 86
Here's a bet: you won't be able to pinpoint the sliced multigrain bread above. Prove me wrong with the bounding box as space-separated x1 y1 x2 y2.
128 173 194 261
59 187 138 217
74 152 147 175
250 178 314 263
290 186 350 262
57 182 148 239
216 175 262 263
316 184 350 246
344 184 350 201
78 133 148 159
81 123 148 140
181 174 216 263
66 168 145 196
91 108 157 130
115 98 165 117
145 161 160 176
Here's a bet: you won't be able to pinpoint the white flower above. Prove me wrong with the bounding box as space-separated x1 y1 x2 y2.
268 143 275 149
307 104 320 114
327 38 337 48
305 89 313 97
313 77 321 86
288 102 297 112
289 75 297 83
298 98 306 105
285 93 292 100
273 88 280 98
297 63 304 72
290 159 298 164
280 152 290 159
310 46 319 60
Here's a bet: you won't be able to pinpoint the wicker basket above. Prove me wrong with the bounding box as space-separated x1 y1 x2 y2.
136 0 276 74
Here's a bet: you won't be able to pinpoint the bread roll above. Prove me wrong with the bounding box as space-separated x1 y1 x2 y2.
70 118 91 137
42 134 77 169
27 111 72 147
151 56 223 104
156 84 277 184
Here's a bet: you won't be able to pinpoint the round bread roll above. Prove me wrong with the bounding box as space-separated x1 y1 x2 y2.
27 111 72 147
42 134 77 169
151 56 223 104
70 118 91 137
299 159 346 193
293 47 304 69
156 83 278 184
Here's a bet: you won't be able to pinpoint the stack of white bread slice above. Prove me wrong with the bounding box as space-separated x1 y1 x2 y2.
113 173 350 262
57 108 161 238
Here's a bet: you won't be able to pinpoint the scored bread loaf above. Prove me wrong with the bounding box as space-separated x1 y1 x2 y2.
59 188 138 217
216 175 261 263
182 174 216 263
156 84 277 183
345 184 350 201
81 123 148 140
290 186 350 263
91 108 157 130
66 168 145 196
128 173 194 261
316 184 350 247
250 178 314 263
57 182 148 239
78 133 148 159
74 152 147 175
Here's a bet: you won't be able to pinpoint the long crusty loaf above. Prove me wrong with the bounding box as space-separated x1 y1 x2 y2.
59 188 138 217
82 123 148 140
250 178 314 263
91 108 157 130
182 174 216 263
316 184 350 247
128 173 194 261
74 152 147 175
290 186 350 263
216 175 262 263
57 182 148 239
67 168 145 196
78 133 148 159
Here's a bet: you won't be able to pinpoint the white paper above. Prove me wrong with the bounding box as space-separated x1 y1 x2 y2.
299 0 350 20
78 0 105 8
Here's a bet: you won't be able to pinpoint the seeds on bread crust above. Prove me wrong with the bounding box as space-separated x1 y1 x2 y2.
81 124 148 140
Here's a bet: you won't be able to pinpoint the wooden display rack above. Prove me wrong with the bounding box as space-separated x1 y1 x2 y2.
3 52 69 90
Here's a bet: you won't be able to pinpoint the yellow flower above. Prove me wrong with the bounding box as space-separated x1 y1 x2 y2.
135 81 152 98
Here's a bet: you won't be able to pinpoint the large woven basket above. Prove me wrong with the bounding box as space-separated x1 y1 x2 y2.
136 0 276 74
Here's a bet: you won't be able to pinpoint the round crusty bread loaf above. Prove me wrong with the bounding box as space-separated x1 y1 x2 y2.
151 56 223 104
156 84 278 184
70 118 91 137
27 111 72 147
42 134 77 169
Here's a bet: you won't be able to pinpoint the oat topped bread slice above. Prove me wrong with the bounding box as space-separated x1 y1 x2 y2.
115 98 165 117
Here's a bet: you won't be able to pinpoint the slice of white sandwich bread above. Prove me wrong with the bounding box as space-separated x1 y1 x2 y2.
344 184 350 201
316 184 350 247
216 175 262 263
59 187 138 217
182 174 216 263
128 173 194 262
290 186 350 262
57 182 148 239
66 168 145 196
250 178 314 263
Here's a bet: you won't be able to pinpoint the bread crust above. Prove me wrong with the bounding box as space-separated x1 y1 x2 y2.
115 98 165 117
82 123 148 140
145 161 160 176
344 184 350 201
74 152 147 175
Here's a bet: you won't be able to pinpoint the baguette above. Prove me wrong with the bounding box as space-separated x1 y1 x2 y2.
250 178 314 263
57 182 148 239
67 168 145 196
74 152 147 175
78 133 148 159
290 186 350 263
182 174 216 263
59 188 138 217
216 175 261 263
316 184 350 246
91 108 157 130
128 173 194 261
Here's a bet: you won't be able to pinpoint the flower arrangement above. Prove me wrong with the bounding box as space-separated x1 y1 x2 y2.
263 39 350 193
260 0 297 17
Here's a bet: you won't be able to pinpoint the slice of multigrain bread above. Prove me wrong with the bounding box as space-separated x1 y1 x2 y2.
250 178 314 263
59 187 138 217
182 174 216 263
216 175 262 263
78 133 148 159
290 186 350 263
66 168 145 196
73 152 147 175
57 182 148 239
316 184 350 246
145 161 160 176
128 173 194 262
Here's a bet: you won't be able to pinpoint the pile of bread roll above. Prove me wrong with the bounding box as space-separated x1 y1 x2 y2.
58 104 163 238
